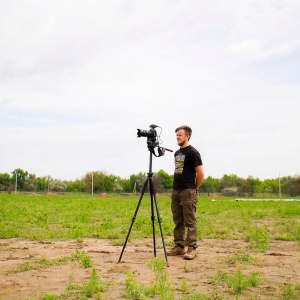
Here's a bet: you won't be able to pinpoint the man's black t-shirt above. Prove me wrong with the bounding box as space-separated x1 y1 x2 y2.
173 145 203 190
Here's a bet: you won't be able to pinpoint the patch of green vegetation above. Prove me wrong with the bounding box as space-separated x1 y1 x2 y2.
213 268 261 295
245 225 269 252
278 281 300 300
67 268 106 299
224 249 259 265
122 257 174 299
8 250 92 273
1 193 300 243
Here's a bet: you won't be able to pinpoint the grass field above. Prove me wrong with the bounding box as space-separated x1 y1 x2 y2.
1 193 300 245
1 193 300 300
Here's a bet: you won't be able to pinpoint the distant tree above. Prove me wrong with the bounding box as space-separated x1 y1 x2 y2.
66 179 84 192
152 172 164 193
119 177 132 193
263 178 279 196
202 176 220 195
129 172 147 193
286 176 300 196
83 171 115 193
113 182 123 193
157 169 173 190
23 173 38 191
218 174 245 196
242 176 261 197
49 179 67 192
0 173 11 191
11 168 29 190
221 187 239 196
37 176 49 191
260 181 273 197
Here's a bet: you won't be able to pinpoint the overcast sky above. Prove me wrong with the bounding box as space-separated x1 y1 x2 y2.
1 0 299 181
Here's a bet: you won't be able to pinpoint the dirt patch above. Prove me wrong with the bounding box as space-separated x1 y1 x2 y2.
0 238 299 299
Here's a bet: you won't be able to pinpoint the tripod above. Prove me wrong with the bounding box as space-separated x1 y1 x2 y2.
118 150 169 266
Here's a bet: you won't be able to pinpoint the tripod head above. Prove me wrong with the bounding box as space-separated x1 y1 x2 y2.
137 124 173 157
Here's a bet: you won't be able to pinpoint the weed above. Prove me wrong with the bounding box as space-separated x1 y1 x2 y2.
74 249 93 268
278 281 300 300
9 250 91 273
227 268 248 294
213 268 261 295
246 225 269 252
180 278 189 293
1 194 300 242
84 268 105 297
225 249 258 265
42 294 56 300
122 272 148 299
184 261 191 272
148 257 175 299
122 258 174 299
67 268 105 299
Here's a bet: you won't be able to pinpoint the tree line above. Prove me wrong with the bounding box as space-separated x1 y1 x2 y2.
0 168 299 197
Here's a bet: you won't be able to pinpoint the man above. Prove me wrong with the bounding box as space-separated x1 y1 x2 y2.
167 125 204 260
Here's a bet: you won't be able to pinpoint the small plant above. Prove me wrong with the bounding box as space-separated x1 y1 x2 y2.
184 291 227 299
67 268 105 299
122 272 148 299
213 271 228 283
84 268 105 297
184 261 191 272
148 257 174 299
74 249 93 268
122 258 174 299
9 250 91 274
225 249 258 265
278 281 300 300
76 236 83 243
43 294 56 300
246 226 269 252
213 268 261 295
179 278 189 293
227 268 250 294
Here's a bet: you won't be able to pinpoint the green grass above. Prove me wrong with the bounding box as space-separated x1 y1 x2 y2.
8 250 92 273
1 193 299 300
213 268 261 295
1 193 300 243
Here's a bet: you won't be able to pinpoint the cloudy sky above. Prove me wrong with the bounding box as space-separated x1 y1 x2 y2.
1 0 299 181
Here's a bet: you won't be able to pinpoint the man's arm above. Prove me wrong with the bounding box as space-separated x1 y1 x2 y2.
195 165 204 190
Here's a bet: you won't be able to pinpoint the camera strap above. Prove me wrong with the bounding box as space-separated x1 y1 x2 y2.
151 147 168 157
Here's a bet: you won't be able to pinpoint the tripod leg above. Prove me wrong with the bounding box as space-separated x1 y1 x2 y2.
149 179 169 267
150 191 156 257
117 178 149 263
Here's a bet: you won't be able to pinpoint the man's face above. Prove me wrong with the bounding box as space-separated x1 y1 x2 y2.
176 129 189 147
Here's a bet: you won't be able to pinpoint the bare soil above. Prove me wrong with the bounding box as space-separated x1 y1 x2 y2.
0 238 299 299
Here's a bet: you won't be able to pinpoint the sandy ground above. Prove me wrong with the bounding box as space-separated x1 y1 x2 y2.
0 238 299 299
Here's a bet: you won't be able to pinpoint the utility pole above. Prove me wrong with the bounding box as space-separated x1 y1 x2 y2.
279 172 281 199
92 172 94 196
133 181 137 194
15 171 17 194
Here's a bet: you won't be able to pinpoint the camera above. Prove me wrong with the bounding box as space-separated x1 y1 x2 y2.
137 124 173 157
137 124 159 150
137 124 157 138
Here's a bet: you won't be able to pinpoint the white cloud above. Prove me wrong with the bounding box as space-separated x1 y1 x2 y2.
1 0 299 180
227 39 299 60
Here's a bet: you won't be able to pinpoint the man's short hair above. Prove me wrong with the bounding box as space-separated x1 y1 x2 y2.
175 125 192 140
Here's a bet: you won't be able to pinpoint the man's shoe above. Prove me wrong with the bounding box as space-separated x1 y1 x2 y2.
183 247 196 260
167 246 186 256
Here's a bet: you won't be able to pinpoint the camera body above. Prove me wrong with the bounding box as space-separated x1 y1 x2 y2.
137 124 159 150
137 124 172 156
137 124 157 138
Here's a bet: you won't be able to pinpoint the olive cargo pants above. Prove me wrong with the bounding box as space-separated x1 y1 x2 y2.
171 189 198 249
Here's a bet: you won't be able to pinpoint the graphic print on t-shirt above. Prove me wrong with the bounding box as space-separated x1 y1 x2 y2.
175 153 185 174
